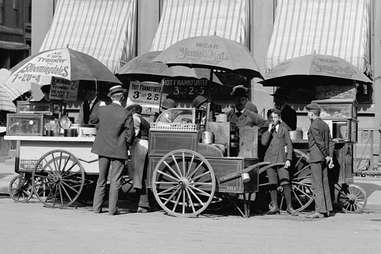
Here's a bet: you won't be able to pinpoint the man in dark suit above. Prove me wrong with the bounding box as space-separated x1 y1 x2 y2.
273 90 297 131
91 85 134 215
261 109 296 215
306 103 334 218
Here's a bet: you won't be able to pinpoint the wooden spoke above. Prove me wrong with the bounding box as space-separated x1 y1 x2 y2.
189 185 212 198
292 190 304 207
154 181 178 185
163 187 180 206
185 189 196 213
61 181 80 195
60 155 71 172
172 190 182 212
157 169 180 182
182 190 186 214
187 161 204 178
58 184 64 207
293 185 313 199
157 185 179 196
193 182 213 186
187 154 195 176
163 161 181 179
59 183 74 202
192 170 211 181
171 154 183 177
187 187 204 206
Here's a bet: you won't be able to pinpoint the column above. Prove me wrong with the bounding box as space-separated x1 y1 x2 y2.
31 0 54 54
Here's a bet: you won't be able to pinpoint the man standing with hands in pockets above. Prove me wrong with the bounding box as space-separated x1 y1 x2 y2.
306 103 334 218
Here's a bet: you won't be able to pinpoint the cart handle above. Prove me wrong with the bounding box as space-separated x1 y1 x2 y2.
219 161 272 183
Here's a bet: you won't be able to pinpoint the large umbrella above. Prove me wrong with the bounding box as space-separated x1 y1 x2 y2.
260 54 372 86
154 35 263 79
5 48 122 99
116 51 223 85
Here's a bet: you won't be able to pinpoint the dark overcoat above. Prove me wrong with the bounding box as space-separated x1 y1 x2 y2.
90 103 134 160
261 122 293 163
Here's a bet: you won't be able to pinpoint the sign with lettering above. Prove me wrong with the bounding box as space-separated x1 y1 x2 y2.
127 81 163 115
163 79 208 99
50 77 79 101
7 48 71 86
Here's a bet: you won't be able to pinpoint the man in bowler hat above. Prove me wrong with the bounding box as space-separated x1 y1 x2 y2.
91 85 134 215
306 103 334 218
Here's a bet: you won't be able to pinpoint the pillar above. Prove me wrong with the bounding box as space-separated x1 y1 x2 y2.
137 0 160 55
31 0 54 54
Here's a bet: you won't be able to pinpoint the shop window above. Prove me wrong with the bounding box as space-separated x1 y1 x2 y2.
356 84 373 104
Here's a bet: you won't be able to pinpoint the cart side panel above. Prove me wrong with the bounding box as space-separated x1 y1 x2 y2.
17 140 98 174
207 157 258 194
149 130 199 156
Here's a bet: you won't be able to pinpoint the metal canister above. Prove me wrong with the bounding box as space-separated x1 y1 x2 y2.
201 131 214 144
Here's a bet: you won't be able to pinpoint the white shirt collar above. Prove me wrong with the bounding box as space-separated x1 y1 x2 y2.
112 100 121 106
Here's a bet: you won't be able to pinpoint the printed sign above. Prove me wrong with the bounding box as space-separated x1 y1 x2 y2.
127 81 163 115
50 77 79 101
163 79 208 99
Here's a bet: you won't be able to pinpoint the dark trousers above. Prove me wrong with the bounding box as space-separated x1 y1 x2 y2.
93 156 124 214
311 161 333 213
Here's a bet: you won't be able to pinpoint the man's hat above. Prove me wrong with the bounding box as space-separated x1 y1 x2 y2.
192 95 208 108
107 85 126 97
41 84 51 94
306 103 321 112
230 85 249 96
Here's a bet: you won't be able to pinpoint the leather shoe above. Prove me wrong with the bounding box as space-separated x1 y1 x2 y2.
306 212 324 219
266 208 280 215
137 207 149 213
286 208 299 216
109 210 120 215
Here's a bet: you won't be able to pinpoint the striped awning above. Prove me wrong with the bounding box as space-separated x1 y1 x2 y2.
151 0 249 51
40 0 137 73
266 0 370 74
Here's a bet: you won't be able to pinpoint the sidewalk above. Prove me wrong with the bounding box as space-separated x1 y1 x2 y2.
0 155 16 194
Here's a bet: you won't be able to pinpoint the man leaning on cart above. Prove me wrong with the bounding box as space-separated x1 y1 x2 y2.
90 85 134 215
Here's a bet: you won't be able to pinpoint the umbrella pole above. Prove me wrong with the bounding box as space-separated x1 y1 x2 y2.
206 68 214 124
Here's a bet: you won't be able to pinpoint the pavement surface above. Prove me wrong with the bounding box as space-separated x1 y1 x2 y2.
0 197 381 254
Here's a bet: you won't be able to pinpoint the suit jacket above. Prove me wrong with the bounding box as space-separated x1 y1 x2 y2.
261 122 293 163
308 118 334 163
90 103 134 159
78 98 103 125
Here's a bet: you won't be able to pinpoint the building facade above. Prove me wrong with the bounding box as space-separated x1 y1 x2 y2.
0 0 30 69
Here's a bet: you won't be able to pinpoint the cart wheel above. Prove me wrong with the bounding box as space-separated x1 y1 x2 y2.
337 184 367 213
32 150 85 208
152 149 216 217
279 149 314 212
9 174 33 202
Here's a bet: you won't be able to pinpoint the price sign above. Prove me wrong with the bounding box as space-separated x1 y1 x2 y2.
163 79 208 99
127 81 163 115
50 77 79 101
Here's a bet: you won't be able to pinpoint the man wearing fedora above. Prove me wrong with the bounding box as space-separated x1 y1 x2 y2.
306 103 334 218
91 85 134 215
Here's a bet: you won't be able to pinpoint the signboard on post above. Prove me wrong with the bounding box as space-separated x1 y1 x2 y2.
49 77 79 101
127 81 163 115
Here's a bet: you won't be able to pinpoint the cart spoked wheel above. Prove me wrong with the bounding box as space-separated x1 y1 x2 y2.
9 174 33 202
152 149 216 217
337 184 367 213
279 149 314 212
31 150 85 208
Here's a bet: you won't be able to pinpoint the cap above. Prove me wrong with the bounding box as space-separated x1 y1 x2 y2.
192 95 208 108
306 103 321 112
271 108 281 115
107 85 126 97
161 98 176 110
231 85 249 96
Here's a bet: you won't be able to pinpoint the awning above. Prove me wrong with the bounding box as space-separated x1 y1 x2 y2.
150 0 249 51
266 0 370 74
39 0 137 73
0 40 30 51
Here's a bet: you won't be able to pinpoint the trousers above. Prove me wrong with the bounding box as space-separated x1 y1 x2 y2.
93 156 124 214
311 161 333 213
130 139 149 190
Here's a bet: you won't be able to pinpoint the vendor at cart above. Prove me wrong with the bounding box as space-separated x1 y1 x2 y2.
78 84 109 125
227 85 266 128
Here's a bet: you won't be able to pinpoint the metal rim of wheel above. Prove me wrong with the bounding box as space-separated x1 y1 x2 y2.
152 149 216 217
31 149 85 208
338 184 367 213
279 149 314 212
9 174 33 202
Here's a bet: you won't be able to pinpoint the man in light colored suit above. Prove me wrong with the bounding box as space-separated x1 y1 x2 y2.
91 85 134 215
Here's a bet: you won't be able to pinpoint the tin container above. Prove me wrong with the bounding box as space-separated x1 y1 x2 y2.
201 131 214 144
